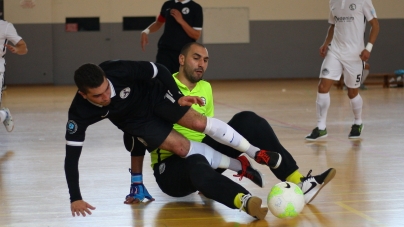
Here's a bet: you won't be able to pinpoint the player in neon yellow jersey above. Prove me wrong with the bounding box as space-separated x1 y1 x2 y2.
124 43 335 214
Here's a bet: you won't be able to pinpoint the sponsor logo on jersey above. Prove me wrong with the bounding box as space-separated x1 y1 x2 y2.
120 87 131 99
67 120 78 134
349 4 356 10
322 68 330 75
200 97 206 106
137 137 148 147
182 7 190 14
334 16 354 23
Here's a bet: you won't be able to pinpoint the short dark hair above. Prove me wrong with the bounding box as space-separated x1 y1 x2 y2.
74 63 105 94
180 42 206 56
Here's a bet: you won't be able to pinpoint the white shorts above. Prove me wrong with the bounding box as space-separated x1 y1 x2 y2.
319 52 364 88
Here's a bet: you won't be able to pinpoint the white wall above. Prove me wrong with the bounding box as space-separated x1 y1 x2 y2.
5 0 404 24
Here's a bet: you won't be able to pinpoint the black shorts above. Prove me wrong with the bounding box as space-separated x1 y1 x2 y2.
123 94 190 151
156 48 180 74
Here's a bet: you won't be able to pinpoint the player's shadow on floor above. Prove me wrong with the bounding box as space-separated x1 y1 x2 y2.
0 151 14 178
349 138 362 151
0 151 14 217
303 204 334 226
305 141 328 154
130 198 271 227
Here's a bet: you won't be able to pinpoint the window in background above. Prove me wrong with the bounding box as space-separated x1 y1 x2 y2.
65 17 100 32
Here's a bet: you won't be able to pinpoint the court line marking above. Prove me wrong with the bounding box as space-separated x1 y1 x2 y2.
335 201 386 227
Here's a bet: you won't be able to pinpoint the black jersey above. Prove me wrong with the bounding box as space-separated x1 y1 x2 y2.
67 61 160 143
65 60 186 143
158 0 203 51
64 60 185 202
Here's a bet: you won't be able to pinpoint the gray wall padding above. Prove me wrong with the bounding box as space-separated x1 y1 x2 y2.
4 19 403 85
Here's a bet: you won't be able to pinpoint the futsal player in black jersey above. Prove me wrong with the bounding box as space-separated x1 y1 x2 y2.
64 60 281 217
141 0 203 74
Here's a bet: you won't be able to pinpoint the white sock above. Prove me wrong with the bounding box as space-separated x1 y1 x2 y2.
204 117 242 147
228 158 242 172
245 143 260 159
203 117 259 159
350 94 363 125
316 92 330 130
186 140 230 169
0 110 6 123
361 69 369 84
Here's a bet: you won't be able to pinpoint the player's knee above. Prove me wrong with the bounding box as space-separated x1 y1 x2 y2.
347 90 359 99
317 79 333 93
186 154 213 178
233 111 258 122
186 154 207 163
318 84 330 93
123 132 134 152
170 141 190 157
190 117 206 132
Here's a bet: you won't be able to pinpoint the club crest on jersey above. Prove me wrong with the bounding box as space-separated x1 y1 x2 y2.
200 97 206 106
322 68 330 75
137 137 148 147
120 87 131 99
67 120 78 134
182 7 190 14
349 4 356 10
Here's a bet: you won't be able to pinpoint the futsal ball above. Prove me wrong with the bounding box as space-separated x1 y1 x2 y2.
267 181 305 218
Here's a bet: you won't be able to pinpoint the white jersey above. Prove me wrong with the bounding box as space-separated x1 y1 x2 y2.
0 20 23 72
328 0 377 60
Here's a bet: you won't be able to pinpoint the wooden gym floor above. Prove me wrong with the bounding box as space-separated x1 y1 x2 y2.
0 79 403 227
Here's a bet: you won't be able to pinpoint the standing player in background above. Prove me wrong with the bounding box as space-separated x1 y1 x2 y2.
140 0 202 74
306 0 379 141
0 20 28 132
124 42 336 207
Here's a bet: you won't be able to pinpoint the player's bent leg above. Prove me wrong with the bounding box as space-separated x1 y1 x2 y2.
153 155 199 197
227 111 296 179
237 193 268 220
177 108 261 160
153 154 267 219
203 111 294 180
186 154 267 219
159 130 192 157
123 135 151 204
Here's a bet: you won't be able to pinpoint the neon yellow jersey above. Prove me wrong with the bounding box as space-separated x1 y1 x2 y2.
150 72 214 168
